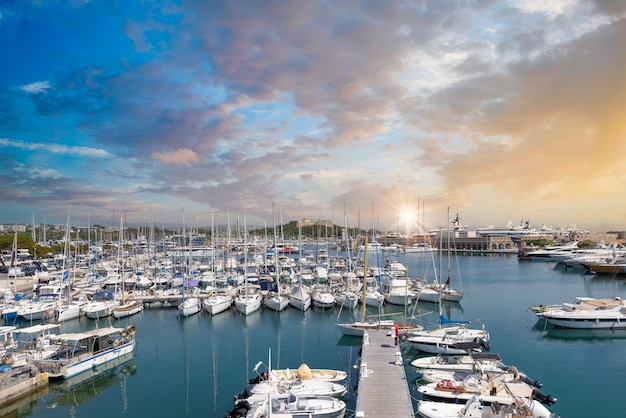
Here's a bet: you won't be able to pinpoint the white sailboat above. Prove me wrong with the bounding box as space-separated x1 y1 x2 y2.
113 213 144 319
203 289 233 315
288 209 311 311
337 235 394 337
263 203 289 312
406 209 489 354
54 214 88 323
178 210 201 317
234 195 263 316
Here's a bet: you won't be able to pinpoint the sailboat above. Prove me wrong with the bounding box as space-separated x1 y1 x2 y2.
415 212 463 303
288 209 311 311
263 203 289 312
336 235 394 337
406 211 489 354
178 210 202 317
438 212 464 302
111 215 143 319
203 207 234 315
234 195 263 316
1 231 22 322
334 218 360 311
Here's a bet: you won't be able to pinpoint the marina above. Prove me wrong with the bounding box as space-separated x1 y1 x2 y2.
0 252 624 416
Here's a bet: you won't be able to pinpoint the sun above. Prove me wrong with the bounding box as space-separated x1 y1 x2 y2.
399 207 418 233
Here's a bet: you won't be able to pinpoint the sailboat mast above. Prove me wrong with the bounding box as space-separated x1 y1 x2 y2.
447 207 451 286
360 235 368 322
244 193 248 296
273 202 279 285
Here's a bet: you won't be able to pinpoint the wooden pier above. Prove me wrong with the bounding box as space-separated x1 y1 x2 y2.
356 328 415 417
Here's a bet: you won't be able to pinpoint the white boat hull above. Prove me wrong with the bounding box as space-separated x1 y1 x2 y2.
289 296 311 311
113 302 144 319
418 396 555 418
178 298 202 317
384 293 413 305
18 306 56 321
203 296 233 315
541 316 626 329
63 341 135 379
336 320 395 337
409 341 475 355
364 294 384 308
263 295 289 312
335 293 359 310
83 303 116 319
57 304 85 322
234 295 262 316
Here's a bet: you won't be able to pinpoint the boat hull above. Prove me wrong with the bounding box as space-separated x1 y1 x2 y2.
57 305 83 322
203 296 233 315
336 320 395 337
409 341 473 355
18 306 56 322
384 294 413 305
541 316 626 329
113 302 144 319
234 296 262 316
288 295 311 311
178 298 202 317
263 296 289 312
60 342 135 379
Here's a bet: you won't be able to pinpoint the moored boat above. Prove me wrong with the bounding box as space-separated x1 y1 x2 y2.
178 296 202 317
81 290 118 320
203 292 233 315
535 296 626 329
112 299 144 319
417 393 558 418
234 378 347 406
251 362 347 383
17 294 59 322
239 394 346 418
412 353 541 388
36 324 136 380
417 375 556 407
336 319 395 337
406 322 491 355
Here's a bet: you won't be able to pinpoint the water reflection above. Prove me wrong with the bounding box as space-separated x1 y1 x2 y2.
0 386 48 418
46 352 136 408
543 327 626 342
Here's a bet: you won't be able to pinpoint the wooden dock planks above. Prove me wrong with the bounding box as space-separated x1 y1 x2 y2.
356 328 415 417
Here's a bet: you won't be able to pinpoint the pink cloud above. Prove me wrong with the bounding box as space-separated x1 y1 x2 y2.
152 148 200 164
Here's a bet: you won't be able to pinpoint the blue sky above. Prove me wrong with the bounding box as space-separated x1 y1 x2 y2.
1 0 625 232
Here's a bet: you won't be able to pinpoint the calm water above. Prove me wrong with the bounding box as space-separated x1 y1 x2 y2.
3 253 626 417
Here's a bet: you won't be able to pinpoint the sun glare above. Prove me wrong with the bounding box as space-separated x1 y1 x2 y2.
400 207 418 233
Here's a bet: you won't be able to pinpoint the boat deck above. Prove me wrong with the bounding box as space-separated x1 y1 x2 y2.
356 328 414 417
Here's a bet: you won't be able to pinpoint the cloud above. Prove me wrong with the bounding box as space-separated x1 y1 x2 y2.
19 81 51 94
2 1 626 228
0 138 111 157
152 148 201 164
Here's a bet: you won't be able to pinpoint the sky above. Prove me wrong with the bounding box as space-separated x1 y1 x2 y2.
1 0 625 234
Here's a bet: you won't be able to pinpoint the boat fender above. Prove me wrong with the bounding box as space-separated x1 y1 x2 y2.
1 354 13 366
114 339 120 347
507 366 520 381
